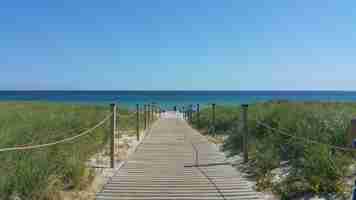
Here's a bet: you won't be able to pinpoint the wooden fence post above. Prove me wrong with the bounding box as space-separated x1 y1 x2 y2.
212 103 216 136
197 104 200 127
186 107 188 121
154 104 156 121
141 106 144 130
349 119 356 147
187 108 190 122
110 104 117 168
189 104 193 123
136 104 140 141
148 104 151 127
186 106 188 121
151 103 154 123
144 104 147 130
242 104 249 163
158 106 160 118
117 104 120 159
187 106 189 122
150 103 152 125
146 104 148 127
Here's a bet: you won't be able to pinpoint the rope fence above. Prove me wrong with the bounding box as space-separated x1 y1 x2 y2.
255 120 356 153
0 112 113 153
184 103 356 161
0 103 160 199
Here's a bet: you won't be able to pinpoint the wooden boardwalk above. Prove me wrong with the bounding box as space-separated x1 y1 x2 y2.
96 114 260 200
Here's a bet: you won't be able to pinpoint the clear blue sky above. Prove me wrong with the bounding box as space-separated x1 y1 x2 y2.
1 0 356 90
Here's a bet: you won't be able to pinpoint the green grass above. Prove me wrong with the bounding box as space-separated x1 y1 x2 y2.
0 102 138 200
192 102 356 199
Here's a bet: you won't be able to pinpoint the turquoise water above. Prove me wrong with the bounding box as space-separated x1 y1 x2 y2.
1 91 356 109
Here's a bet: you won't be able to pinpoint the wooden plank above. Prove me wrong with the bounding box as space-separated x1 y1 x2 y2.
96 113 261 200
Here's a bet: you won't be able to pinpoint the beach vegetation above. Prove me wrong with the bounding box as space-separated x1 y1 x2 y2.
192 102 356 199
0 102 136 200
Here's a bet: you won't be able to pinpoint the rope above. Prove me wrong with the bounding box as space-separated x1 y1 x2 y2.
0 113 112 152
10 126 86 148
119 113 136 119
256 120 356 152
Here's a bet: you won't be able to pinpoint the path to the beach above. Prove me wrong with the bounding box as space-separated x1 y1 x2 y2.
96 112 260 200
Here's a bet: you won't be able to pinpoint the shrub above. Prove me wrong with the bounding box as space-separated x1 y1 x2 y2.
191 102 356 197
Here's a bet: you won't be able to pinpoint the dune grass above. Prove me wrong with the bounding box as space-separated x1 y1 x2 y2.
192 102 356 199
0 102 137 200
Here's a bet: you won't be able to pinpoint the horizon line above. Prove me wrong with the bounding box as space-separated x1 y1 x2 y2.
1 90 356 92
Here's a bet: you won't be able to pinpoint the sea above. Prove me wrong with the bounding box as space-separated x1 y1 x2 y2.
1 91 356 110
